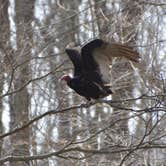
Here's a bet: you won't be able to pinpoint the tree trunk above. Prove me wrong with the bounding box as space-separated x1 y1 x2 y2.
0 0 10 157
9 1 35 166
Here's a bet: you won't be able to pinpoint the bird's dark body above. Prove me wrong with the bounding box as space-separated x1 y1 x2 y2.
62 39 139 101
65 41 112 100
67 76 110 101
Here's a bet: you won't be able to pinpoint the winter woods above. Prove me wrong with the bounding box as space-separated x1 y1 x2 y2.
0 0 166 165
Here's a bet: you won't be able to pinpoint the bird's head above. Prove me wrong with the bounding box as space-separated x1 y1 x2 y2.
59 75 72 83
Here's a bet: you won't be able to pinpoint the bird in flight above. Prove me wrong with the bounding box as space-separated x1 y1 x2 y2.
60 39 140 101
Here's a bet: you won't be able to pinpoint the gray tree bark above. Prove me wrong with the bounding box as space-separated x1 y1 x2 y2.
0 0 10 157
9 1 35 166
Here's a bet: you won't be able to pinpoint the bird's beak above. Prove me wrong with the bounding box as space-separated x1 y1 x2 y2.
58 75 68 84
58 77 64 84
58 75 70 85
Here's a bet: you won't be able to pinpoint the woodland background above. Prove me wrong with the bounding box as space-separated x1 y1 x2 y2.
0 0 166 165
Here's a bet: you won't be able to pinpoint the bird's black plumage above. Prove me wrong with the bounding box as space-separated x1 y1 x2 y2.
65 49 82 76
62 39 139 100
67 76 108 101
81 39 104 72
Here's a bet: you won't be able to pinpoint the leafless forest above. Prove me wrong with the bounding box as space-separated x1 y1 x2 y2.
0 0 166 165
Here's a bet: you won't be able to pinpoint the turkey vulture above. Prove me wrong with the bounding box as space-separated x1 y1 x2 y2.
60 39 139 101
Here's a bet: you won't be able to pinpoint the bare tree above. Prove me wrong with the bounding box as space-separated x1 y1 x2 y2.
8 1 35 166
0 0 10 157
0 0 165 165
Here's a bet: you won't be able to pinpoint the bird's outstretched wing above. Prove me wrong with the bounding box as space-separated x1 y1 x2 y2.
65 49 82 76
100 42 140 62
81 39 140 84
